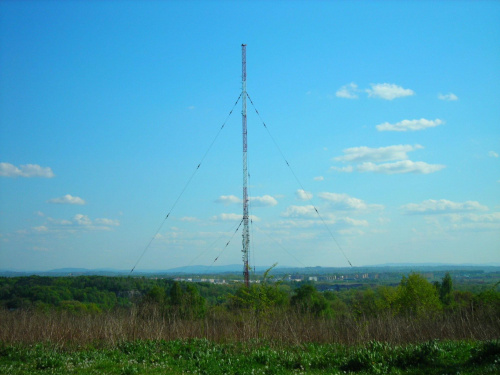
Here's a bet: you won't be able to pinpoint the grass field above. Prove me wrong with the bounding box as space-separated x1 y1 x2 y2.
1 274 498 374
1 339 499 374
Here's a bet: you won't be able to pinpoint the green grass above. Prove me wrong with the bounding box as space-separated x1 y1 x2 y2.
0 339 498 374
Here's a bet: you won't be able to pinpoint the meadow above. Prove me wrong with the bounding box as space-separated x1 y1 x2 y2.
0 272 499 374
1 337 499 374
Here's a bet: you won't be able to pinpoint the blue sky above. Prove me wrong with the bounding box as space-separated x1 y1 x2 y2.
1 1 499 271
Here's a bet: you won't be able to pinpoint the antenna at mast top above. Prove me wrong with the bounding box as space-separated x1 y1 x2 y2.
241 44 247 83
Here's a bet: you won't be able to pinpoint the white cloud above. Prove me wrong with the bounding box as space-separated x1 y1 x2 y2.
438 93 458 101
52 214 121 231
281 205 317 219
448 212 500 223
415 210 500 233
47 217 72 225
334 144 423 163
212 213 260 222
402 199 488 214
314 176 324 181
447 212 500 231
0 162 55 178
376 118 443 132
32 213 120 233
340 217 369 227
296 189 313 201
318 192 384 211
48 194 86 205
215 195 241 205
94 218 120 226
217 195 278 207
336 83 359 99
338 228 366 236
180 216 199 222
74 214 93 226
212 213 241 221
366 83 414 100
330 166 354 173
249 195 278 207
488 151 499 158
357 160 445 174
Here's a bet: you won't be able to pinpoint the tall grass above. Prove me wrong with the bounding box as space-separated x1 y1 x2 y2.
1 305 498 347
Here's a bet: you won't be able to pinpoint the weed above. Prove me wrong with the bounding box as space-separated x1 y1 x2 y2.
469 340 500 365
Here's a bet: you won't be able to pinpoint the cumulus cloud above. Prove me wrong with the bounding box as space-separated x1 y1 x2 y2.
281 205 317 219
216 195 278 207
489 151 499 158
334 144 423 163
336 83 359 99
332 144 445 175
212 213 260 222
74 214 93 226
296 189 313 201
180 216 199 222
94 218 120 226
215 213 242 221
402 199 489 214
447 212 500 223
357 160 445 174
340 217 369 227
314 176 324 181
215 195 241 205
48 194 86 205
0 162 55 178
408 205 499 232
366 83 414 100
249 195 278 207
61 214 120 230
447 212 500 231
47 217 72 226
438 93 458 101
376 118 443 132
330 166 354 173
31 213 119 233
317 192 383 211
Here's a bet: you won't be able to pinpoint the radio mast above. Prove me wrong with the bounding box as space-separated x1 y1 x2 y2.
241 44 250 287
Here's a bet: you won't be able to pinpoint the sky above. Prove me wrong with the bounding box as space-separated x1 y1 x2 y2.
0 1 499 272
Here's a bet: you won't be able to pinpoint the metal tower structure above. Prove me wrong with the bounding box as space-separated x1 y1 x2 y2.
241 44 250 288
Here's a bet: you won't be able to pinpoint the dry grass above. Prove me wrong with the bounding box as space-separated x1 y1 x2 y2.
1 306 498 347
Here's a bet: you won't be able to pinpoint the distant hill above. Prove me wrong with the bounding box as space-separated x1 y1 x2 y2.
1 262 499 277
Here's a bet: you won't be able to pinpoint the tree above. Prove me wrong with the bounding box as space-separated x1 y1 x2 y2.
433 273 453 307
439 272 453 305
146 285 166 305
291 284 331 317
229 264 288 313
393 273 442 316
169 282 183 306
228 264 288 336
183 284 206 318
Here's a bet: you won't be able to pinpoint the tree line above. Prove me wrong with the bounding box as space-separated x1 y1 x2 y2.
0 272 500 318
0 272 499 319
